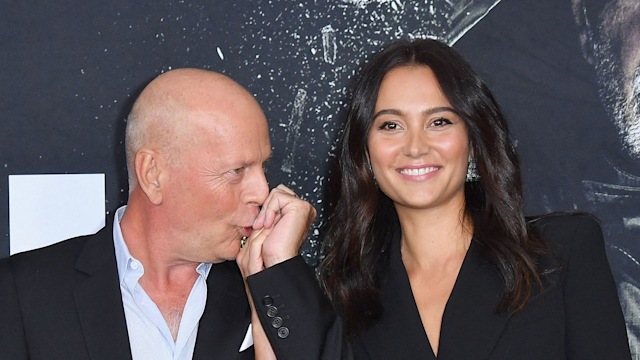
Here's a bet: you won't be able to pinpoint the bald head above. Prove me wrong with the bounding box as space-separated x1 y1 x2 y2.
125 68 265 190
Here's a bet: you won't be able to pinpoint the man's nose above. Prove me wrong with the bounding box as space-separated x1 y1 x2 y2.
246 167 269 207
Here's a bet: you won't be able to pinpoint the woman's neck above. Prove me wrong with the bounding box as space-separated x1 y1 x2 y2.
397 204 473 271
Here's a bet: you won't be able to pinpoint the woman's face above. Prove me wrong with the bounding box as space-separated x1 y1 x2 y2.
367 65 470 213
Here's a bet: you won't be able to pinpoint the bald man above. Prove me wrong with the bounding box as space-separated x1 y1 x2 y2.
0 69 315 360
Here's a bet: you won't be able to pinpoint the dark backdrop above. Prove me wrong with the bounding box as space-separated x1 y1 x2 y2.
2 0 638 356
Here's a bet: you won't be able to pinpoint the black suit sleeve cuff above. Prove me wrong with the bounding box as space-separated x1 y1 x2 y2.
246 256 352 360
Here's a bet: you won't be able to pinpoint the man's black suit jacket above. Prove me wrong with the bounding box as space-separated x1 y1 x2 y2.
0 218 254 360
248 213 631 359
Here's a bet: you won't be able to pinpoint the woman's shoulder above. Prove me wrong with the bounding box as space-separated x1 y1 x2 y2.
526 211 604 261
527 211 601 236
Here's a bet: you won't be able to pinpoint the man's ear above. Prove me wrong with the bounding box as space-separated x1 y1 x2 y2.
571 0 596 65
134 149 164 205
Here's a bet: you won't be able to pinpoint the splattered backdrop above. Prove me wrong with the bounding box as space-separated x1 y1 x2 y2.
1 0 639 356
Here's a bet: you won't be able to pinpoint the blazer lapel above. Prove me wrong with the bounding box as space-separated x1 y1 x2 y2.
355 236 511 360
437 241 511 360
354 234 436 359
73 224 133 360
193 260 253 360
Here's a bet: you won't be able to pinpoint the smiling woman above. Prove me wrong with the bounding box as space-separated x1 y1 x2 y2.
247 38 633 359
321 37 544 336
366 65 473 351
368 65 470 218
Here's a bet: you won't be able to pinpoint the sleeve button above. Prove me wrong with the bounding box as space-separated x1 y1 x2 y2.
271 316 283 328
277 326 290 339
262 295 274 306
266 305 278 318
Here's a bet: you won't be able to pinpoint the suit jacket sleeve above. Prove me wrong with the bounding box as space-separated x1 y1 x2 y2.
246 256 353 360
557 214 631 358
0 257 29 360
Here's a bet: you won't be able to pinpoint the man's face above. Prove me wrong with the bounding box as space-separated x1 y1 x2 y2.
162 101 272 264
574 0 640 157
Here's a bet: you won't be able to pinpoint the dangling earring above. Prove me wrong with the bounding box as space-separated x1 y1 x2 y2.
466 156 480 182
366 154 373 175
367 160 377 183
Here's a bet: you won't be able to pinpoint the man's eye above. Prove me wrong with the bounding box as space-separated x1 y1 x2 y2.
228 167 244 175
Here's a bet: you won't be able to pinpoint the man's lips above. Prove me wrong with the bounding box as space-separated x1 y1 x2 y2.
241 227 253 237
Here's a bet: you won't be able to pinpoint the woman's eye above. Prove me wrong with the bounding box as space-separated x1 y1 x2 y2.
379 121 400 130
431 118 453 127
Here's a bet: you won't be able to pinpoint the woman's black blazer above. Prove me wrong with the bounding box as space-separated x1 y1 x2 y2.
248 213 631 359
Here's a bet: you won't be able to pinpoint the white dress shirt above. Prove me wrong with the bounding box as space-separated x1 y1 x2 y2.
113 206 212 360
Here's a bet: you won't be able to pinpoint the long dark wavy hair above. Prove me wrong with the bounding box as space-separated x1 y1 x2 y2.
319 38 548 336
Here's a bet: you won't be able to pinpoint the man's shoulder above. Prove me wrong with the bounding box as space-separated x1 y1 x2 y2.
1 226 110 273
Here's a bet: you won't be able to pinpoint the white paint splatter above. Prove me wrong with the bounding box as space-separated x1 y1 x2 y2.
624 217 640 230
321 25 337 64
281 88 308 173
216 46 224 60
341 0 397 9
583 180 640 203
390 0 404 12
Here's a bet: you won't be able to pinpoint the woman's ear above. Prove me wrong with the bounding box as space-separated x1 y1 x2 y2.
134 149 164 205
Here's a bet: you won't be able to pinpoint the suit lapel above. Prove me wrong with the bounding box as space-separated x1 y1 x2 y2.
193 260 253 360
437 241 511 360
71 220 251 359
73 223 133 360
